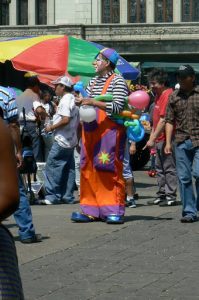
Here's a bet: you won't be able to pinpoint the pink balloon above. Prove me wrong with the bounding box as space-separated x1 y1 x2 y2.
128 90 150 110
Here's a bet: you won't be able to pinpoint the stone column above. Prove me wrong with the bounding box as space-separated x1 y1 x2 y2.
47 0 55 25
91 0 97 24
97 0 102 24
120 0 128 23
173 0 181 23
9 0 17 25
28 0 35 25
146 0 155 23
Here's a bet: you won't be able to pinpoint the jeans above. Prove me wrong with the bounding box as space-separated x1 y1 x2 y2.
123 140 133 180
42 134 54 162
13 174 36 240
26 122 44 162
45 141 75 203
175 139 199 219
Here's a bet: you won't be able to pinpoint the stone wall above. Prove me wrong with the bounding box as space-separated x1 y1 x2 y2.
0 23 198 61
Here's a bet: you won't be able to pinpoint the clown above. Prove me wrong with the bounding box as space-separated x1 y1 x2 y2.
71 48 128 224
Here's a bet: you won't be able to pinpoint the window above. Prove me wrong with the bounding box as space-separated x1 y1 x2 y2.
155 0 173 22
0 2 9 25
102 0 120 23
128 0 146 23
182 0 199 22
17 0 28 25
35 0 47 25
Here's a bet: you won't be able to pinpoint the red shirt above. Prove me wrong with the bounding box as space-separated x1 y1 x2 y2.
153 88 173 142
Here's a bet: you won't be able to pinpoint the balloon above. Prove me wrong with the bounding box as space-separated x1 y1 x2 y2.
79 105 96 123
128 90 150 110
125 120 145 142
139 113 150 122
74 81 88 97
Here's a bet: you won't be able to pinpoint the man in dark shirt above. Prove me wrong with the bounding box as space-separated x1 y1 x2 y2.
165 65 199 223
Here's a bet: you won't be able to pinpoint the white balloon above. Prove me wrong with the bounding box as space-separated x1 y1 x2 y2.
79 105 96 123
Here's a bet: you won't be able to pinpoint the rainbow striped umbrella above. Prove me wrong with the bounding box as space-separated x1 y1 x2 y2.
0 35 139 84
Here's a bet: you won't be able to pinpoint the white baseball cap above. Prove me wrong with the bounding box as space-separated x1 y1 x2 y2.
52 76 73 88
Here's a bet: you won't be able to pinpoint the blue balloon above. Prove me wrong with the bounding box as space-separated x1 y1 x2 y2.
139 113 150 122
127 123 145 142
74 81 88 98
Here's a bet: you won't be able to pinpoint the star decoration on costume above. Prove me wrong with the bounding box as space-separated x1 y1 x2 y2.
98 151 111 164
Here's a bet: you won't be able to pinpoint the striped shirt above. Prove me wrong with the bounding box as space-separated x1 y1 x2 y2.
0 225 24 299
86 71 128 117
0 86 18 123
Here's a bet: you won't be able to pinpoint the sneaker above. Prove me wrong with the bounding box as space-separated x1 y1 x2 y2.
147 197 165 205
21 234 42 244
125 198 135 207
106 214 124 224
180 216 198 223
159 198 177 207
39 199 53 205
129 199 136 208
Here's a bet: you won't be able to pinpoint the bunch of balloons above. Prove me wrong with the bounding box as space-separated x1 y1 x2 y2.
74 81 150 142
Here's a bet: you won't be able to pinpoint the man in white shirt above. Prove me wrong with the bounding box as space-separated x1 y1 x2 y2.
42 76 79 205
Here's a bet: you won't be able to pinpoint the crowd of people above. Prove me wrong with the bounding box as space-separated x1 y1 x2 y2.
0 46 199 296
8 54 198 225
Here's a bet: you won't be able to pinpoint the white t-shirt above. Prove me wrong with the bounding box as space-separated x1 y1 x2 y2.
16 88 42 121
53 93 79 148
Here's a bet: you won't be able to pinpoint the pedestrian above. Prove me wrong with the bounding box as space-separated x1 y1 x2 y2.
144 69 177 206
16 74 44 162
71 48 128 224
0 117 24 299
42 76 79 205
165 65 199 223
40 89 56 161
123 140 137 208
0 84 42 243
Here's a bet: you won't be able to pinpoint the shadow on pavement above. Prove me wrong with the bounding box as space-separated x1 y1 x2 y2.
136 182 157 188
137 195 155 200
124 215 173 222
13 236 50 242
5 223 18 229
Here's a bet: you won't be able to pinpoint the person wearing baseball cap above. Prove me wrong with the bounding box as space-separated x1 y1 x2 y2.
71 48 128 224
41 75 79 205
95 48 119 67
51 75 73 88
165 64 199 223
175 64 195 78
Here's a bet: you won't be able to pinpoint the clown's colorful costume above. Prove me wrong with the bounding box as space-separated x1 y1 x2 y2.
72 71 128 223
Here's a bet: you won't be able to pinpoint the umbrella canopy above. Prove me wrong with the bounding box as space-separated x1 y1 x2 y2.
0 35 139 84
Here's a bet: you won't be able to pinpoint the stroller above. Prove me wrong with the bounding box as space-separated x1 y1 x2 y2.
20 107 37 204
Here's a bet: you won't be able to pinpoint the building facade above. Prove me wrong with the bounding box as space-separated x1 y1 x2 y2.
2 0 199 26
0 0 199 63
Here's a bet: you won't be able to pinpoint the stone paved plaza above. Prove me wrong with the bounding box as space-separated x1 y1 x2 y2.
5 170 199 300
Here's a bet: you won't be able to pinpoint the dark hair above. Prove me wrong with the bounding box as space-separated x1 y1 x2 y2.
26 76 40 88
109 61 116 70
41 89 52 99
148 69 169 87
59 84 73 93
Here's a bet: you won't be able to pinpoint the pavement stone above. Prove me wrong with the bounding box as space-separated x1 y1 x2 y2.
4 170 199 300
